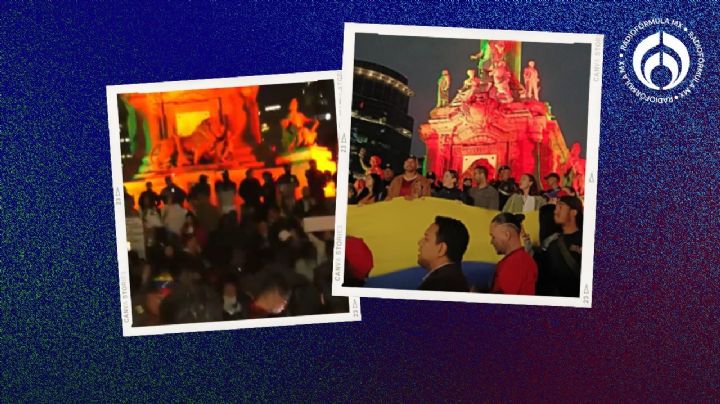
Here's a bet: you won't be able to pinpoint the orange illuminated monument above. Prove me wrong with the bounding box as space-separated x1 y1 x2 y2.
421 39 585 194
118 85 336 208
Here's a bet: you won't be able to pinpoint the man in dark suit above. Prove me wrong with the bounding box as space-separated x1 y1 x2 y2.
416 216 470 292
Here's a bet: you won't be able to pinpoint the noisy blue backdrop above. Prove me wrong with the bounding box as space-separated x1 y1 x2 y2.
1 1 718 401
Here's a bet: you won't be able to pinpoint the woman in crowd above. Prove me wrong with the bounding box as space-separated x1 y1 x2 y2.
503 173 546 214
356 173 386 205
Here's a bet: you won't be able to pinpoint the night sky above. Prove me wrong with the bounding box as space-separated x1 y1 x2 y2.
354 34 591 157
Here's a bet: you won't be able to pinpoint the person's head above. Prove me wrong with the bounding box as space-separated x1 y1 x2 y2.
490 213 525 255
442 69 449 76
283 163 292 174
245 168 254 179
519 174 539 195
554 196 583 230
222 281 237 299
466 69 475 78
473 166 489 184
184 212 197 227
145 181 153 191
369 155 381 167
383 164 394 181
498 166 511 181
528 60 536 68
262 171 273 183
222 170 230 181
289 98 298 112
308 159 317 170
163 244 175 258
403 155 419 174
442 170 459 189
545 173 560 189
253 273 291 315
199 174 208 184
417 216 470 270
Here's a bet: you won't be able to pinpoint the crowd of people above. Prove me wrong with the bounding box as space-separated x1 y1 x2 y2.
123 161 347 326
347 154 585 297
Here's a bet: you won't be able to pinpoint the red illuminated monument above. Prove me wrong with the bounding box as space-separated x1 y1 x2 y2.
420 40 585 194
118 86 336 206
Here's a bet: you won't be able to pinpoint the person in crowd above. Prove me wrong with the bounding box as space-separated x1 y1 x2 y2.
469 166 499 210
160 175 187 206
244 272 292 319
433 169 469 203
277 164 300 215
342 236 374 287
503 173 546 214
306 159 328 205
181 212 208 248
221 279 245 321
488 213 538 295
416 216 470 292
159 280 224 324
492 165 518 210
462 177 473 194
189 174 211 202
425 171 440 193
536 196 583 297
543 172 562 199
382 163 394 193
124 187 138 215
293 187 317 218
161 194 188 240
139 182 161 213
261 171 277 211
215 170 237 215
356 173 385 205
387 155 432 200
347 182 358 205
239 168 263 217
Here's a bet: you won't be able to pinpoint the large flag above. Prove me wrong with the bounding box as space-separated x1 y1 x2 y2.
346 197 540 289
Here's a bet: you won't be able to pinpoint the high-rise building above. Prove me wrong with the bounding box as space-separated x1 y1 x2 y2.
350 60 415 175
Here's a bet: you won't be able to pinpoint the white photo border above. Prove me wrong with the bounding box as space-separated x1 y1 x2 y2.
107 70 361 337
332 23 604 308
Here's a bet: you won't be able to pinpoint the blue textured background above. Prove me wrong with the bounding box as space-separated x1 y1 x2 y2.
1 1 718 401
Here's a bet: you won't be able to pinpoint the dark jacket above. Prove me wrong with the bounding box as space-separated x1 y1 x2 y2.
418 262 470 292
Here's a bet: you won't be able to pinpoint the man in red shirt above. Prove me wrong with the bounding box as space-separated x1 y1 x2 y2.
386 155 432 200
488 212 538 295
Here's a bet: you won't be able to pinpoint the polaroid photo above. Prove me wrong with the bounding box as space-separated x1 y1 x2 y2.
333 23 603 308
107 71 360 336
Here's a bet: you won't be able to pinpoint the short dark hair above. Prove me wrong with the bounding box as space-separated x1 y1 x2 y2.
491 213 526 233
474 166 488 177
434 216 470 263
559 196 584 228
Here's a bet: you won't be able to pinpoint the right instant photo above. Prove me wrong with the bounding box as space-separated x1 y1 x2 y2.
333 24 603 307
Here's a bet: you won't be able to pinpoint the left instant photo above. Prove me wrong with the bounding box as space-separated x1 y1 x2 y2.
107 71 360 336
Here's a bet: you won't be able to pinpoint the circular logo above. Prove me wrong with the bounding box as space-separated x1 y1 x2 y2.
619 18 704 103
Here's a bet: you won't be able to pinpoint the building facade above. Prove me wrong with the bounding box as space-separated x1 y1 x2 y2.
350 60 415 176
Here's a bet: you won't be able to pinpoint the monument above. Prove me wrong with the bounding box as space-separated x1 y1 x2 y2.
419 39 584 194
